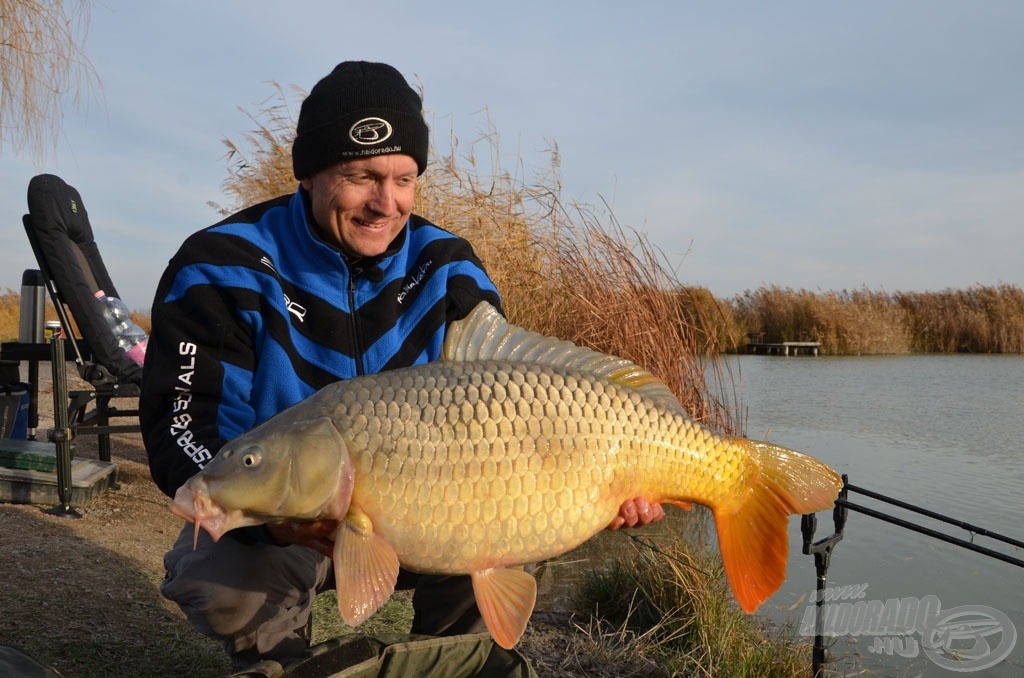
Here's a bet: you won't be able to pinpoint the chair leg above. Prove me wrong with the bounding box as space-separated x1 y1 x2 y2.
94 396 112 462
99 434 112 463
46 338 80 518
27 359 40 440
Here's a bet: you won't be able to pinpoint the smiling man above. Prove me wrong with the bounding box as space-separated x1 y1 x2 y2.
302 154 417 259
141 61 507 670
140 60 661 671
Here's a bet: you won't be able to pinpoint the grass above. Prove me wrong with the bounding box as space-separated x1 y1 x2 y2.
310 590 415 645
211 96 739 427
728 286 914 355
894 283 1024 353
575 538 809 677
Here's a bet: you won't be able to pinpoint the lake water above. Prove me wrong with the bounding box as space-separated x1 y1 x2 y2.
733 354 1024 677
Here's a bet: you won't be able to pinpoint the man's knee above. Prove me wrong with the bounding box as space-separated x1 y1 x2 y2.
161 523 330 661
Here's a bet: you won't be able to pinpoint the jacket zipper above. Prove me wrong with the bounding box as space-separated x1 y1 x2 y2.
347 273 364 376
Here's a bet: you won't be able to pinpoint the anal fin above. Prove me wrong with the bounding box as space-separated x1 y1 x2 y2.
332 509 400 626
471 567 537 649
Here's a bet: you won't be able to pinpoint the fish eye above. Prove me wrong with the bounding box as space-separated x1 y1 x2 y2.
241 449 262 468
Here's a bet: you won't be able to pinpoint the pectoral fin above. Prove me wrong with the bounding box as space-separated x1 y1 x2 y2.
332 509 400 626
471 567 537 649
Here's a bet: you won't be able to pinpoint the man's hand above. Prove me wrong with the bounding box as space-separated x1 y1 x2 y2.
607 497 665 531
266 519 338 557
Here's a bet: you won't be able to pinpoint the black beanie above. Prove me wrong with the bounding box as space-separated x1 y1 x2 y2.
292 61 429 179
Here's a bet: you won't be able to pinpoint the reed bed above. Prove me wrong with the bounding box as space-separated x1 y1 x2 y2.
0 290 21 337
894 283 1024 353
0 288 149 341
729 286 913 355
727 284 1024 355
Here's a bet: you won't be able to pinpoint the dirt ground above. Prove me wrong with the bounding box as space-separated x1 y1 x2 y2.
0 367 236 677
0 367 606 678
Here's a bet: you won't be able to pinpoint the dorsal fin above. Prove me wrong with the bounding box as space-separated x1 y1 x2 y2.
444 301 684 411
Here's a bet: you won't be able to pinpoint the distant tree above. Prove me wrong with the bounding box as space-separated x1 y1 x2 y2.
0 0 99 159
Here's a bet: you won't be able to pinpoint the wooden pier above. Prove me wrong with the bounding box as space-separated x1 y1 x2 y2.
745 341 821 356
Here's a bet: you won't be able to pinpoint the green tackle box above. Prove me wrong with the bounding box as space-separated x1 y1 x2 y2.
0 439 63 473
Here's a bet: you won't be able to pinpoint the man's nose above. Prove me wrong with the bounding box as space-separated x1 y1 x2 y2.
366 180 395 214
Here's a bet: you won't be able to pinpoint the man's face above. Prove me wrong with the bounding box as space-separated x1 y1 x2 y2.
301 154 418 258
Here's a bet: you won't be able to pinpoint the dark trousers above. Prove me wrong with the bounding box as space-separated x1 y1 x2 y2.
162 523 485 668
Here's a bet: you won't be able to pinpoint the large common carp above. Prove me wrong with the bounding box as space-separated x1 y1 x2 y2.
171 302 842 649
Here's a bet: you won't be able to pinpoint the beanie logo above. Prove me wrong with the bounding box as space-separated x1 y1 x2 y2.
349 117 394 146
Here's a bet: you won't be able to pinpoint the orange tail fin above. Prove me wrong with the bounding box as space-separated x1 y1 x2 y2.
713 440 842 613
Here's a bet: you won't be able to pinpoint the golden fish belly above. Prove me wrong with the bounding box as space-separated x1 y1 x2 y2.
327 360 750 574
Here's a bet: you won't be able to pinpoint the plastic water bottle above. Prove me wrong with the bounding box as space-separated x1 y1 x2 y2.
94 290 148 365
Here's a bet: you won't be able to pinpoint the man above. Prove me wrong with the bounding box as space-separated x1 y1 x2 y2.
141 60 661 669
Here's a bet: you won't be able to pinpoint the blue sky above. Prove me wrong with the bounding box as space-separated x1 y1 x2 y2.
2 1 1022 311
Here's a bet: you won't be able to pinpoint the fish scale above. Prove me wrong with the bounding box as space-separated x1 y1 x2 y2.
171 301 842 649
323 359 734 573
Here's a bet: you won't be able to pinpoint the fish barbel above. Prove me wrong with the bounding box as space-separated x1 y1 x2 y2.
171 302 842 648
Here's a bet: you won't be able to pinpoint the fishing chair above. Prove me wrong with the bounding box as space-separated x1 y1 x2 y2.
4 174 142 465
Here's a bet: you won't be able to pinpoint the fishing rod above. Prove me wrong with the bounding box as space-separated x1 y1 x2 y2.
801 474 1024 676
838 484 1024 568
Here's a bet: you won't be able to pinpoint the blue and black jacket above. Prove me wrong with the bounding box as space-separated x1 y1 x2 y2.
140 188 501 497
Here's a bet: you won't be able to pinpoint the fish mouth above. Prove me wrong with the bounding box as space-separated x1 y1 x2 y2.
171 478 233 545
170 477 269 546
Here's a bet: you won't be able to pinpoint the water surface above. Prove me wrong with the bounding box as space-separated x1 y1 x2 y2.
734 354 1024 677
535 355 1023 675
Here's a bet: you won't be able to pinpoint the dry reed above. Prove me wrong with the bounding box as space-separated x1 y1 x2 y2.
895 283 1024 353
728 284 1024 355
0 287 148 342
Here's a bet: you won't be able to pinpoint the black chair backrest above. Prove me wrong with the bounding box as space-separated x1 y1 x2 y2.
24 174 143 386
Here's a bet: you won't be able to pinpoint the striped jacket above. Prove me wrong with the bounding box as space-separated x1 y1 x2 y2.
141 188 501 497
